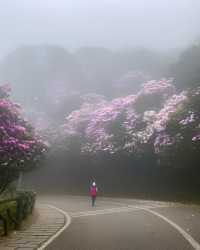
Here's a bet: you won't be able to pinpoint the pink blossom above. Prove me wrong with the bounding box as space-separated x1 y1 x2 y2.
192 134 200 142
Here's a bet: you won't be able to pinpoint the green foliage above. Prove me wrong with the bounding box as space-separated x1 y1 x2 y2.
0 201 17 234
0 190 36 236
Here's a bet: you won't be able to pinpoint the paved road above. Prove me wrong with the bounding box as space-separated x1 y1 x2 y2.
38 195 200 250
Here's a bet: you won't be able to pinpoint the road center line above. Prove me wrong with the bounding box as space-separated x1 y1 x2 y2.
71 206 137 215
138 207 200 250
70 205 169 218
71 207 140 217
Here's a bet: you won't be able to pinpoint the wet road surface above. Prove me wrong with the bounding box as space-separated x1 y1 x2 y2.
37 195 200 250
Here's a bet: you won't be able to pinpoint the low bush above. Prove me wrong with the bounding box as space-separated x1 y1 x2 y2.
0 190 36 236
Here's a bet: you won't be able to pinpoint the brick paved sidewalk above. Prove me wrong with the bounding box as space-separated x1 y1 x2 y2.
0 204 66 250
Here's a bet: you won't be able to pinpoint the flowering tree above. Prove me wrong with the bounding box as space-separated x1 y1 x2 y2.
154 87 200 169
0 84 47 193
59 77 200 176
61 79 187 157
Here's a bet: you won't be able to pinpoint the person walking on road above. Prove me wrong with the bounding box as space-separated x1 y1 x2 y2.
90 182 98 207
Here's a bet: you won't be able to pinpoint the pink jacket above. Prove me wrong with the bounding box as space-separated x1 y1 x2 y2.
90 186 97 196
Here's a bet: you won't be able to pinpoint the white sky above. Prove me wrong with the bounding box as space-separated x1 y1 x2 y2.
0 0 200 57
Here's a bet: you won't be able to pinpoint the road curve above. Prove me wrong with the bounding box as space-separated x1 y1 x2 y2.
37 195 200 250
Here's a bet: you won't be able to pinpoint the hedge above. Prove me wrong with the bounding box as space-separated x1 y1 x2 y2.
0 190 36 236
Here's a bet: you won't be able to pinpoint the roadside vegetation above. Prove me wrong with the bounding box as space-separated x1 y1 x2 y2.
0 84 46 235
0 190 36 236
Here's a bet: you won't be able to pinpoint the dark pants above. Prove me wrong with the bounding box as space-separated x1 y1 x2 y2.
91 196 96 206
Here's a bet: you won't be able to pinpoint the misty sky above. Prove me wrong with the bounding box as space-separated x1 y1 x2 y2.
1 0 200 58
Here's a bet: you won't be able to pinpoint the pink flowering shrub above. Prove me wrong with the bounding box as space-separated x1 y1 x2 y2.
60 78 200 170
154 87 200 168
61 79 188 156
0 84 47 193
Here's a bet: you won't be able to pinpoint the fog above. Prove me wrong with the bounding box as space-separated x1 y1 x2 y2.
1 0 200 59
1 0 200 200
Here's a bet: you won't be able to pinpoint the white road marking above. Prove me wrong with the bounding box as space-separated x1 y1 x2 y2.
71 207 140 217
139 207 200 250
70 204 169 218
37 204 71 250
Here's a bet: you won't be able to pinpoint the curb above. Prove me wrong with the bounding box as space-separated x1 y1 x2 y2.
37 205 71 250
0 204 71 250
